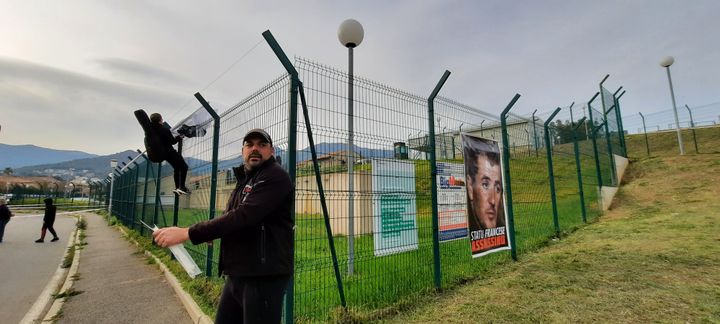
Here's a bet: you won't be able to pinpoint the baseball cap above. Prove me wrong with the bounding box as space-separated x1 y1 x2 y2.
243 128 272 146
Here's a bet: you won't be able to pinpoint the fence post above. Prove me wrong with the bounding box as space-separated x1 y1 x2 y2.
298 84 347 307
108 173 115 215
152 163 162 229
603 105 618 185
531 109 539 157
194 93 221 278
500 94 521 261
685 105 699 153
140 159 151 235
573 117 588 223
105 180 111 209
133 154 147 229
114 172 122 219
115 171 123 220
113 170 121 215
587 92 604 189
591 122 606 202
173 140 182 227
544 107 562 236
428 70 451 290
639 113 650 156
599 75 618 185
615 89 627 157
612 87 624 156
131 160 140 228
262 30 299 323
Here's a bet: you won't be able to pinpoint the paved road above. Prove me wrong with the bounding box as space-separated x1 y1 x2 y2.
56 212 192 324
0 213 76 324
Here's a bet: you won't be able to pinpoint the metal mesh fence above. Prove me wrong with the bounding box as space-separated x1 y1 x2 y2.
601 87 624 157
588 102 616 187
103 53 629 321
293 58 434 318
622 102 720 156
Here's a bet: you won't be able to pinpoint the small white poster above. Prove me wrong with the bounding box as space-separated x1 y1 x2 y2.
437 162 469 242
372 159 419 256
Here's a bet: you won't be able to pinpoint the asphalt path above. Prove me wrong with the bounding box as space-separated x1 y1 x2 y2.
0 213 76 324
55 213 192 324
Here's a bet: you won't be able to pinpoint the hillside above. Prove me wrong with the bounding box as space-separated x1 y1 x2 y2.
14 150 138 179
384 153 720 323
0 143 97 169
625 126 720 157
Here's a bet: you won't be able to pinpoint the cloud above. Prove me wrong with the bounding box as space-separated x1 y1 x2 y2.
0 56 189 154
93 57 191 87
1 0 719 156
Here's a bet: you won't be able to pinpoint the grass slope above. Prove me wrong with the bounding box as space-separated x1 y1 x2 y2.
384 154 720 323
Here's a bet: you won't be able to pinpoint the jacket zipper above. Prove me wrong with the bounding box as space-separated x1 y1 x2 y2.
260 224 266 264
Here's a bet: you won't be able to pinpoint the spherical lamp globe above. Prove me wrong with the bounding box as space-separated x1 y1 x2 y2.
338 19 364 48
659 56 675 67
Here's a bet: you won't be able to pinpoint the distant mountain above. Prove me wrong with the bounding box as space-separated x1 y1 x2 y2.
0 143 98 169
8 141 394 181
14 150 139 180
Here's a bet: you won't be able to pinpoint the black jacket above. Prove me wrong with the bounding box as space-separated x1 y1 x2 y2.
146 123 179 162
43 205 56 224
0 205 11 221
188 156 294 277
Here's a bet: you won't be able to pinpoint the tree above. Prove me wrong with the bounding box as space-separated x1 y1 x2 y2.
552 119 592 144
2 167 13 176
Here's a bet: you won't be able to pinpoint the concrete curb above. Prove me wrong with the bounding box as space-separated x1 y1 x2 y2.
42 220 83 322
116 225 213 324
19 219 81 324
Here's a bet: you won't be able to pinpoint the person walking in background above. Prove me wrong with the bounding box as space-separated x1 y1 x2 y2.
152 128 294 324
0 197 13 243
148 113 190 195
35 198 59 243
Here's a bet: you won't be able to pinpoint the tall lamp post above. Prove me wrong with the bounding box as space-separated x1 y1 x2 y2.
108 159 117 214
659 56 684 155
338 18 364 275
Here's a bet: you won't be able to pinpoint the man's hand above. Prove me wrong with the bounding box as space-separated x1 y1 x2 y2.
152 227 190 247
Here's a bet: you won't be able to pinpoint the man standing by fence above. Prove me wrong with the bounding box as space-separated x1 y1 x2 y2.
152 128 294 324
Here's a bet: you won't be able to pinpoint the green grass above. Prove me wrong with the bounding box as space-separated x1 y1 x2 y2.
290 152 607 321
384 153 720 323
105 140 624 322
625 125 720 158
52 288 84 299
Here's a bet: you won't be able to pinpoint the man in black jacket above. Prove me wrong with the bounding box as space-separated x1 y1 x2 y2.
153 128 294 324
149 113 190 195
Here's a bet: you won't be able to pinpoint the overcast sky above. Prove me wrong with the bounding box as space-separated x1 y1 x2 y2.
1 0 718 155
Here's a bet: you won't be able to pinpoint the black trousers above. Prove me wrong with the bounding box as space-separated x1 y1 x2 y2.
41 222 57 238
165 149 188 189
215 275 291 324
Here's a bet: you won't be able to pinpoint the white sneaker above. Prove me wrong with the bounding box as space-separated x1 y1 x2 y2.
173 188 189 195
